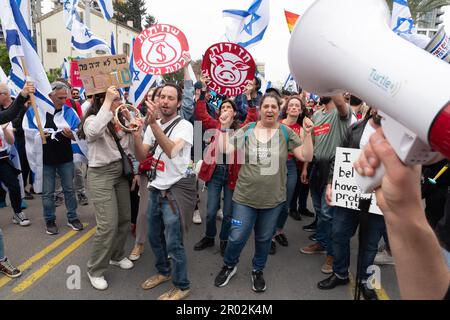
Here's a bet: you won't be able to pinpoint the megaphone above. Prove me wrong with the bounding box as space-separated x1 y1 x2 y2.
288 0 450 192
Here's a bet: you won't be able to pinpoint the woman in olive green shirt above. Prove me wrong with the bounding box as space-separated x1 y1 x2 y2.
213 93 314 292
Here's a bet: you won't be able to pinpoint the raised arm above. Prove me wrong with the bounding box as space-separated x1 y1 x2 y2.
195 96 218 130
332 94 350 118
83 87 117 141
179 53 195 120
242 82 258 126
354 129 450 300
0 82 34 125
293 117 314 162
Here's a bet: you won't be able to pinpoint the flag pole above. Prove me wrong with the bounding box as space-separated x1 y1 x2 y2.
20 57 47 144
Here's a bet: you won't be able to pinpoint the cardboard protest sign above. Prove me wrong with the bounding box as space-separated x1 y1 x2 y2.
70 59 83 88
133 24 189 75
201 42 256 97
331 147 382 215
77 54 131 95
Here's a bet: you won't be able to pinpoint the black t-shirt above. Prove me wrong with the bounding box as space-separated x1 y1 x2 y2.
42 110 73 165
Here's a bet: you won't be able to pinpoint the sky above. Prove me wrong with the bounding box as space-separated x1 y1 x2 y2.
146 0 316 85
42 0 450 85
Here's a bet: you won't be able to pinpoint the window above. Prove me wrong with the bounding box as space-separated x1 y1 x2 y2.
47 39 57 52
123 43 130 56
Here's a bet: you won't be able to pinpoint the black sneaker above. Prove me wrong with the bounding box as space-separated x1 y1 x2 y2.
194 236 215 251
251 270 266 292
309 233 317 242
77 193 89 206
317 274 349 290
302 220 317 232
269 240 276 255
359 283 378 300
220 240 228 257
300 208 315 217
289 210 302 221
68 219 84 231
214 265 237 287
24 191 34 200
274 233 288 247
0 257 22 278
46 220 59 235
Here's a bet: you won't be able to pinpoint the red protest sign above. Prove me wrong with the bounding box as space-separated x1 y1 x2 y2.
133 24 189 75
70 60 83 88
201 42 256 97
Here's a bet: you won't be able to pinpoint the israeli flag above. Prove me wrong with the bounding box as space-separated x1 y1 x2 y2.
283 74 297 92
15 0 31 31
71 15 111 55
0 0 54 116
110 31 116 54
61 57 70 80
391 0 416 35
0 66 18 97
62 0 79 31
129 38 157 106
97 0 114 21
223 0 270 49
23 104 88 193
0 65 8 84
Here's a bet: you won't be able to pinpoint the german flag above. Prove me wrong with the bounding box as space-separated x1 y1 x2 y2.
285 10 300 34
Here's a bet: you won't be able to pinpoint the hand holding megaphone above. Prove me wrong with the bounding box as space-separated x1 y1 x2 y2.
288 0 450 192
354 128 423 213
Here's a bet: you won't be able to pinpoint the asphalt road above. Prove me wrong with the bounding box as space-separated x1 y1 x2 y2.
0 185 400 300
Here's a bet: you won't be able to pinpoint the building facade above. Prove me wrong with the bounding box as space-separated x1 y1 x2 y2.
35 4 139 73
417 6 445 38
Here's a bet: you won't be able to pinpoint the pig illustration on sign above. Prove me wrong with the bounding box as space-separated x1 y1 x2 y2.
210 54 250 87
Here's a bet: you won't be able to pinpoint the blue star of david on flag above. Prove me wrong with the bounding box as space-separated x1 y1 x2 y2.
223 0 270 49
390 0 417 35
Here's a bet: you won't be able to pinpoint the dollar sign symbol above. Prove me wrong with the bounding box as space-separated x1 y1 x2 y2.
156 44 167 62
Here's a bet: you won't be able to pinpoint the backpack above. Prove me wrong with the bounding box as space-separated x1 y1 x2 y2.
244 122 289 145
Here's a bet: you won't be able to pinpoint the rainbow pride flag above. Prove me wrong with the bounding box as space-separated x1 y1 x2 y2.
284 10 300 33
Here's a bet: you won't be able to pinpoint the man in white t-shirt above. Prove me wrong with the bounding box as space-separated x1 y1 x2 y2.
133 83 193 301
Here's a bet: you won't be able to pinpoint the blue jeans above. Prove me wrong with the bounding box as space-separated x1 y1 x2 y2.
147 189 190 290
224 201 283 271
332 207 386 280
0 228 4 260
277 159 298 231
310 182 334 257
42 162 78 223
205 165 233 241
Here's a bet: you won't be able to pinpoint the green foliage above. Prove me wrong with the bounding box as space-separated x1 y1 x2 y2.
0 43 11 75
162 70 184 83
46 68 61 83
144 14 157 29
114 0 148 31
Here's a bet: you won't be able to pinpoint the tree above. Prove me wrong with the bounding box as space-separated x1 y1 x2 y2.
46 68 61 83
385 0 450 22
144 14 157 29
114 0 147 31
0 43 11 75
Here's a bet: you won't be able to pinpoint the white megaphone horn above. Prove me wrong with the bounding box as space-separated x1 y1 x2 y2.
288 0 450 193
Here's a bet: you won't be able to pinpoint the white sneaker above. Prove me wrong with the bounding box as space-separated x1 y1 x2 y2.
12 212 31 226
87 272 108 290
216 209 223 221
193 210 202 224
109 257 134 269
374 249 395 265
